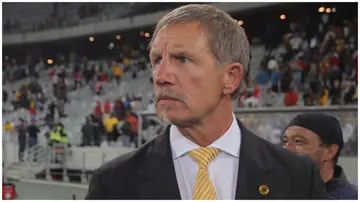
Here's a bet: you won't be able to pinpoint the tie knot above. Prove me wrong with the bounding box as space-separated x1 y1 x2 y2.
188 147 219 168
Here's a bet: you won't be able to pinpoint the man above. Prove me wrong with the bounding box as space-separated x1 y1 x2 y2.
16 118 28 162
103 114 120 144
27 119 40 161
81 116 96 147
55 78 68 117
27 119 40 146
283 113 358 199
86 4 327 199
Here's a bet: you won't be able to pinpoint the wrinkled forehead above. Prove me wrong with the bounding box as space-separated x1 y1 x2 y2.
284 126 319 140
150 23 211 55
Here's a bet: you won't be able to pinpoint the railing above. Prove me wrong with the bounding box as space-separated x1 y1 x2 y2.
3 105 357 185
137 105 358 156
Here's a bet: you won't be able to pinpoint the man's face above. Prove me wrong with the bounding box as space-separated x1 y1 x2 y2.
283 126 327 166
150 22 229 126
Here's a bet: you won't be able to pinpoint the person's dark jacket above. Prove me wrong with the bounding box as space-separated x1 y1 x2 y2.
28 81 43 95
326 165 358 199
3 90 8 103
81 117 96 146
48 101 56 116
86 119 328 199
27 124 40 141
55 81 67 100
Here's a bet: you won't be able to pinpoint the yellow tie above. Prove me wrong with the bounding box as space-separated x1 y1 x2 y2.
189 147 220 200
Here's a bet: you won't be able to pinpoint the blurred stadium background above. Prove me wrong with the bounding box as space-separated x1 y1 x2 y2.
2 2 358 199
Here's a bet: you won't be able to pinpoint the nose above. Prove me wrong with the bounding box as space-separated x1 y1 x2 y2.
283 142 296 153
154 57 174 87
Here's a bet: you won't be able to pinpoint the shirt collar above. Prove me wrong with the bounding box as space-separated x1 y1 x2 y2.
325 165 351 198
170 113 241 160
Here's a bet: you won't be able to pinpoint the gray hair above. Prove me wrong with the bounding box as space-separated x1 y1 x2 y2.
149 4 250 100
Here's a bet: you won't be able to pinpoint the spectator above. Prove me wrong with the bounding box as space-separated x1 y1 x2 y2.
103 114 120 144
104 99 111 114
255 69 268 86
47 122 69 146
113 98 126 120
343 79 356 104
3 90 8 103
318 87 329 106
94 80 102 95
93 101 103 121
280 63 293 92
81 116 100 147
83 64 94 85
29 98 37 120
106 63 113 82
327 46 342 83
353 87 358 103
4 121 14 133
284 113 358 199
126 111 139 148
351 50 357 81
303 87 315 106
284 87 299 106
262 88 278 107
16 119 28 162
307 62 320 96
73 64 82 89
27 119 40 148
269 63 280 92
112 61 123 85
330 80 342 105
55 78 67 117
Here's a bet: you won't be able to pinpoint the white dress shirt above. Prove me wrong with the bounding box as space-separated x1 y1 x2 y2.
170 114 241 200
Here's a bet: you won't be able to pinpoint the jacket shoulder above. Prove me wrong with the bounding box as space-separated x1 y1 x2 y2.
338 183 358 199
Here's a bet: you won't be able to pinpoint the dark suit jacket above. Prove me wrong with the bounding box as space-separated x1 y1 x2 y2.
86 119 329 199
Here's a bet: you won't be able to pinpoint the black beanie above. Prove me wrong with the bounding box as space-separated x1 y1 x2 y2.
286 113 344 152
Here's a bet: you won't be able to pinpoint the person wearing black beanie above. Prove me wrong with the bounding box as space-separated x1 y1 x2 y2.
283 113 357 199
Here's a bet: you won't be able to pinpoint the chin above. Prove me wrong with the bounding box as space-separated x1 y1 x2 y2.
156 107 196 127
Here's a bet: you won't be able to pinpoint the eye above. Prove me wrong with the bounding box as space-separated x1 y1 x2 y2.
154 57 162 65
176 56 190 63
294 139 305 145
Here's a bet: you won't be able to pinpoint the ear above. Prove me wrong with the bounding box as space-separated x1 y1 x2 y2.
222 62 244 96
324 144 339 161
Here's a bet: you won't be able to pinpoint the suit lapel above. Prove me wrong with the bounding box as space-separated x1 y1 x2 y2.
135 126 181 199
135 119 290 199
235 120 290 199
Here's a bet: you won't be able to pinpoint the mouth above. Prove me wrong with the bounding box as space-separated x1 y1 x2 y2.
156 95 180 105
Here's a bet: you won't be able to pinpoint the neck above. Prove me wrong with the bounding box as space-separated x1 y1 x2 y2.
321 162 335 183
177 97 234 147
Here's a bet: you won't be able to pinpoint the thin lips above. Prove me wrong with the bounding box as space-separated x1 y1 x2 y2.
157 95 178 102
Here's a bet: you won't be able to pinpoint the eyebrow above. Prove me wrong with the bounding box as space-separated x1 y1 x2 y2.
149 51 158 59
170 50 193 57
284 133 307 139
150 49 194 59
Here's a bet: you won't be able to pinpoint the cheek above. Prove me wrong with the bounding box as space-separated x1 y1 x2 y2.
295 146 322 160
294 146 312 155
187 71 222 97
